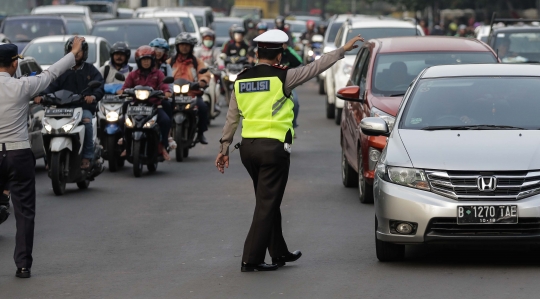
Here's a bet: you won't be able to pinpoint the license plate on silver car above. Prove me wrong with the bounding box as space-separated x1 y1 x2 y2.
127 106 153 116
45 108 74 117
457 205 518 224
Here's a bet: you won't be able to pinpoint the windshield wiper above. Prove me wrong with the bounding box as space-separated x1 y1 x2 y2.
421 125 525 131
388 93 405 97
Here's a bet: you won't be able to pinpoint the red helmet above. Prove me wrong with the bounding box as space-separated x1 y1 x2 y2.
134 45 156 70
307 20 315 28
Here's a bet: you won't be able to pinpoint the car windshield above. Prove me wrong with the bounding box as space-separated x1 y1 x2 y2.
287 22 305 33
400 77 540 130
346 27 421 55
92 24 160 48
493 31 540 63
327 22 342 42
85 4 111 14
373 52 497 96
213 21 238 37
23 41 96 65
163 20 182 37
3 19 66 42
66 19 88 35
179 17 196 33
194 16 203 27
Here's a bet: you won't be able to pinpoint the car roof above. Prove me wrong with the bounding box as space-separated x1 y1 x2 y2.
421 64 540 78
25 35 103 44
33 5 88 13
142 11 190 17
492 26 540 33
94 18 161 25
286 20 306 25
171 6 211 12
349 19 417 29
214 17 244 23
375 36 492 53
4 15 65 21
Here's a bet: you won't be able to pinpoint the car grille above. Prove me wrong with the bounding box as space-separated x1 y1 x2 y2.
426 217 540 237
426 170 540 201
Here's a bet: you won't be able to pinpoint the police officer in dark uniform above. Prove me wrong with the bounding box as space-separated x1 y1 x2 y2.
215 30 364 272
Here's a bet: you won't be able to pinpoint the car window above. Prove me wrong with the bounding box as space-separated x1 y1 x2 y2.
2 19 66 42
345 27 420 55
286 22 305 33
352 48 369 85
401 77 540 129
327 21 342 43
194 16 203 27
373 52 497 97
163 20 182 37
23 41 97 65
213 21 239 37
91 24 161 48
18 61 30 77
334 26 344 48
99 41 109 66
358 52 371 99
493 31 540 63
66 19 88 35
84 4 112 14
161 23 170 41
207 12 213 25
179 17 196 33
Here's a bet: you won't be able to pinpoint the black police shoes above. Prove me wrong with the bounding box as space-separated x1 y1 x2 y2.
197 134 208 145
0 205 9 225
241 262 278 272
16 268 31 278
272 250 302 267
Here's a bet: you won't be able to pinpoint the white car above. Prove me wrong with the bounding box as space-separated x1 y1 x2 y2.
139 10 201 45
21 35 110 70
325 17 424 124
31 5 93 30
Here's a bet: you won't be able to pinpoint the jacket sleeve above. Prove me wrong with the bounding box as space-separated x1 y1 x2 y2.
89 66 105 101
157 71 170 93
23 53 75 98
122 72 135 89
197 58 211 84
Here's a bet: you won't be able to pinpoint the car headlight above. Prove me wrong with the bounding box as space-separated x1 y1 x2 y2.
125 117 134 128
135 90 150 100
229 74 237 82
106 111 119 122
181 84 190 93
380 165 430 191
370 107 396 131
143 115 157 128
174 84 181 94
342 63 352 75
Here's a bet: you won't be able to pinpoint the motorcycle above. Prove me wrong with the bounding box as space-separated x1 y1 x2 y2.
221 55 249 105
41 81 105 195
304 34 324 64
97 81 125 172
28 101 46 162
171 78 201 162
200 64 221 124
121 76 174 177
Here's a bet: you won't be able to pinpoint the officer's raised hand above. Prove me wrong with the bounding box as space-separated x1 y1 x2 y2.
343 35 365 52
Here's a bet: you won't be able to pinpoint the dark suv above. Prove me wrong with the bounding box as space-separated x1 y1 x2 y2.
0 16 68 53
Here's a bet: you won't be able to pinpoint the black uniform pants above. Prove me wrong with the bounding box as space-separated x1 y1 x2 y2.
0 146 36 269
240 138 290 264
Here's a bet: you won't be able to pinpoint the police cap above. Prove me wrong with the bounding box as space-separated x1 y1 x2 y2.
253 29 288 50
0 44 22 64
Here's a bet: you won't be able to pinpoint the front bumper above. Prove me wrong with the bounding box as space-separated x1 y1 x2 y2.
375 177 540 244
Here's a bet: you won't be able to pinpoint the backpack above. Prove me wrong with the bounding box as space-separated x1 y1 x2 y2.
104 65 133 82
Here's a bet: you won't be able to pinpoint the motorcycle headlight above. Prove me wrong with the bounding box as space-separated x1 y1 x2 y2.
308 50 314 56
370 107 396 131
143 115 157 128
181 84 190 93
42 119 52 133
383 165 430 191
174 84 181 94
106 111 119 122
62 123 74 132
125 117 134 128
229 74 237 82
135 90 150 100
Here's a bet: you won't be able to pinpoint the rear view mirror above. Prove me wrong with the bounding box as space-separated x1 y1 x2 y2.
114 73 125 81
88 81 101 89
336 86 361 102
360 117 390 136
219 53 227 60
168 37 176 46
163 76 174 84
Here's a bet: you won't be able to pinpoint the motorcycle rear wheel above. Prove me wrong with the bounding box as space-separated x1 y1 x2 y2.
76 180 90 189
132 140 143 177
107 135 119 172
51 151 67 195
175 124 184 162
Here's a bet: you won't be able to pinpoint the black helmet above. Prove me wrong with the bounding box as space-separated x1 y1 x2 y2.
65 36 88 62
175 32 198 46
110 41 131 61
232 25 245 35
275 16 285 29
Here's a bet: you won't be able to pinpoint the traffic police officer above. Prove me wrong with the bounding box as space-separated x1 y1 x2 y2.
0 37 85 278
215 30 364 272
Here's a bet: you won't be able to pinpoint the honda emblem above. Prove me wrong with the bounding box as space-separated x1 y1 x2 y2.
477 176 497 192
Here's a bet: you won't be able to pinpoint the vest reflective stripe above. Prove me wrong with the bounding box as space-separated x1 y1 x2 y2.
235 76 294 142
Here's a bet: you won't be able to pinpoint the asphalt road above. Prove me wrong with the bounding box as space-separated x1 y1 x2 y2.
2 80 540 299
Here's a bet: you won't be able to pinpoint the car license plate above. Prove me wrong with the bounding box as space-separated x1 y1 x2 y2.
127 106 153 116
457 205 518 224
175 95 192 103
45 108 74 117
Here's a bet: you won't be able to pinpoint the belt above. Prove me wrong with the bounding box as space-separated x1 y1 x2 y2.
1 141 31 151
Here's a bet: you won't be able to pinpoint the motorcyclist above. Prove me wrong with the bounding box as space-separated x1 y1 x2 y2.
301 20 317 58
194 29 224 68
275 16 294 47
34 37 104 169
222 26 250 58
118 46 173 160
99 41 132 84
168 32 211 144
244 18 257 44
248 22 268 58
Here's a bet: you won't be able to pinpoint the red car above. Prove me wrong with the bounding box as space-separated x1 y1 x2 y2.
337 36 498 203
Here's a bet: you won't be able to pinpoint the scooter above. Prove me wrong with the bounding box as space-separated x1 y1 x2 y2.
171 78 201 162
97 82 125 172
221 55 249 105
28 102 46 162
121 76 174 177
41 81 105 195
201 64 221 124
303 34 324 64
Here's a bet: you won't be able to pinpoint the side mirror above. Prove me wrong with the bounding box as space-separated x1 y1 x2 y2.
168 37 176 46
88 81 102 89
199 68 209 74
360 117 390 136
219 53 227 60
336 86 362 102
114 73 125 81
163 76 174 84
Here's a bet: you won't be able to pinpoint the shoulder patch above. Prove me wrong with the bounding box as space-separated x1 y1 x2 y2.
236 66 251 76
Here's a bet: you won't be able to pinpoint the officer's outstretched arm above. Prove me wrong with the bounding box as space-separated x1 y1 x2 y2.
216 91 241 173
284 35 364 95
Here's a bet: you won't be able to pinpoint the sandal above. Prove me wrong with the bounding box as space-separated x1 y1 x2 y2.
168 137 177 150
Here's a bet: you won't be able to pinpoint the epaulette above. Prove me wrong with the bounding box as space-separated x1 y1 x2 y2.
272 64 289 70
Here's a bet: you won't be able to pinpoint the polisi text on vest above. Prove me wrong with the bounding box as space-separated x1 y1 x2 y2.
239 80 270 93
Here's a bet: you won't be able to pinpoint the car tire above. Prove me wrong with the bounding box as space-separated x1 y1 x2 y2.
326 99 335 119
358 147 374 204
375 217 405 262
335 108 342 125
318 79 325 95
342 147 358 188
